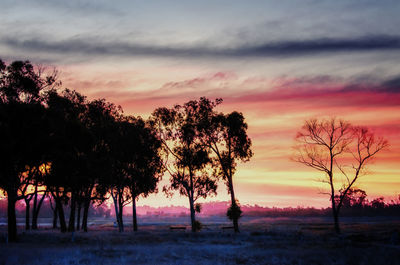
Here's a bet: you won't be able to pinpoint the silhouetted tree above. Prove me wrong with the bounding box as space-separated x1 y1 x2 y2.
293 117 388 234
104 114 162 233
79 99 119 232
108 117 135 233
197 98 252 232
152 100 218 232
0 59 57 241
125 117 163 232
336 188 367 209
45 89 92 233
371 197 386 209
85 102 130 233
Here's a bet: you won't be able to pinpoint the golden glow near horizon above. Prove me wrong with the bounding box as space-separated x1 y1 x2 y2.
49 64 400 209
2 1 400 208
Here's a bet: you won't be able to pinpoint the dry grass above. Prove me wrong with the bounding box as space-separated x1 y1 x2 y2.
0 218 399 265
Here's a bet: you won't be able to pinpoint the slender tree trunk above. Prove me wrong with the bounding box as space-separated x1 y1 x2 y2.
53 203 58 229
24 198 30 230
328 152 341 234
188 168 197 233
32 192 46 230
112 189 124 232
188 194 196 232
68 193 76 232
32 185 38 229
81 185 94 232
76 202 82 231
55 197 67 233
112 192 120 231
7 190 18 242
118 194 124 232
228 175 239 233
331 195 341 234
132 197 138 232
82 199 90 232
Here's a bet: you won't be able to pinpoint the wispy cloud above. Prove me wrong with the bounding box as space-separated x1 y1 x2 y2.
3 35 400 62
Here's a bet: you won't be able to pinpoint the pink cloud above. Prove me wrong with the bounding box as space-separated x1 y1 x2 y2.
51 69 400 207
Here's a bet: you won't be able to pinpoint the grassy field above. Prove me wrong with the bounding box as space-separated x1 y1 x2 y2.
0 217 399 265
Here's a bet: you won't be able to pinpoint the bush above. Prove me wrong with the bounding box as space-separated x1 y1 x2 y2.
195 203 202 213
194 220 202 231
227 202 242 220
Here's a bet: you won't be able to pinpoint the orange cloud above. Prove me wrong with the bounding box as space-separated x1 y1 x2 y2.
56 68 400 207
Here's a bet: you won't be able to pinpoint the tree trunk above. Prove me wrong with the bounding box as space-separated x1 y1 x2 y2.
81 185 94 232
32 192 46 230
118 194 124 232
76 202 82 231
189 194 196 232
82 199 90 232
112 190 124 233
331 198 341 234
334 212 340 234
24 198 30 230
56 197 67 233
7 190 18 242
132 197 138 232
228 175 239 233
31 185 38 229
52 203 58 229
112 193 120 231
68 194 76 232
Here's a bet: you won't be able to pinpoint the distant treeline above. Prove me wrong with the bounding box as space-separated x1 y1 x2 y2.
202 196 400 217
2 195 399 219
0 198 111 219
242 201 400 218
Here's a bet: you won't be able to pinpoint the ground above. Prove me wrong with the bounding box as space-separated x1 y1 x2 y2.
0 217 399 265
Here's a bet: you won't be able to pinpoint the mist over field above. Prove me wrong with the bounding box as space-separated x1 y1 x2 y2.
1 216 400 265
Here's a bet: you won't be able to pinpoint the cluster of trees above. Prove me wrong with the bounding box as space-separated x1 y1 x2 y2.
152 98 252 232
0 58 390 242
0 59 165 241
0 59 253 242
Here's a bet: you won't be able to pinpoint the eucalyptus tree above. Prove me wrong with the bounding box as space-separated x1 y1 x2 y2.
44 89 93 232
80 99 120 232
152 100 218 232
0 59 57 242
179 97 254 233
125 117 163 232
103 113 131 233
203 110 253 232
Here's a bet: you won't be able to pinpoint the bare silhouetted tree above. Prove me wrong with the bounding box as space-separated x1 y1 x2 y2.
293 117 388 233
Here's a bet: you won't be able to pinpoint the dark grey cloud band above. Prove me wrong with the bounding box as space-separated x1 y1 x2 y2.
3 35 400 59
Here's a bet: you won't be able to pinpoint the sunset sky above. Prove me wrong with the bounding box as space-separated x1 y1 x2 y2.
2 0 400 208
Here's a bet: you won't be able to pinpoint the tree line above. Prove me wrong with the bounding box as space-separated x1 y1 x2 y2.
0 59 252 242
243 192 400 217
